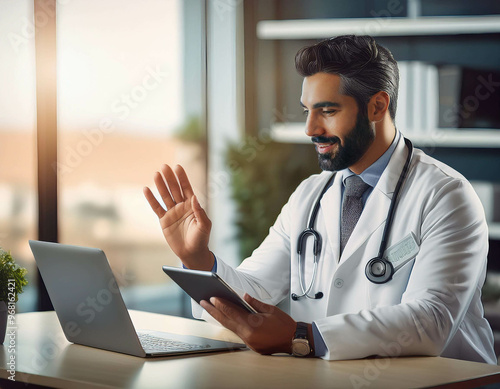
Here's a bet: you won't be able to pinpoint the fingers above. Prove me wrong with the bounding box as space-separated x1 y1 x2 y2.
210 297 245 321
174 165 195 199
191 196 211 230
244 294 274 314
201 298 251 331
143 186 166 218
153 171 176 209
161 165 184 204
148 163 198 215
200 299 240 334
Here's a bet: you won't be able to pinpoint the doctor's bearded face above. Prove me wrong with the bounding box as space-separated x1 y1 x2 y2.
300 72 375 172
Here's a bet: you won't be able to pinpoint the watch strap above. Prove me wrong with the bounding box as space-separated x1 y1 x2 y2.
292 322 313 357
294 322 309 339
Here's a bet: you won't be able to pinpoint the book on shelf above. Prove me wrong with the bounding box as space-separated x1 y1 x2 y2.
398 61 500 136
438 64 461 129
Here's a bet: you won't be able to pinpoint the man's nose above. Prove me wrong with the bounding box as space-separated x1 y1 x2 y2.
305 113 325 137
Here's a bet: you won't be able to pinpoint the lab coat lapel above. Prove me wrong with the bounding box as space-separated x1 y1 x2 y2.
339 136 408 266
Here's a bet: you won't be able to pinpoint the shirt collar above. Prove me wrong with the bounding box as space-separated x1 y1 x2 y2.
339 131 401 188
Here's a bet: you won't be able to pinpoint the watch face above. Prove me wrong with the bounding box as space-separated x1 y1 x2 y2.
292 339 310 357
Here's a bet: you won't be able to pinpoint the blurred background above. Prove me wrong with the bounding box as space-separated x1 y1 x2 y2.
0 1 499 352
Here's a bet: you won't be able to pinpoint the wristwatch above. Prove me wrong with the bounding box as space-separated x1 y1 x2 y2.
291 322 312 357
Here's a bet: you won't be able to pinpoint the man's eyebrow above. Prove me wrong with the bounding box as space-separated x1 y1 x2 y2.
300 101 342 109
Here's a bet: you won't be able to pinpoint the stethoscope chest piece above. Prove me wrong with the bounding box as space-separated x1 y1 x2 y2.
365 257 394 284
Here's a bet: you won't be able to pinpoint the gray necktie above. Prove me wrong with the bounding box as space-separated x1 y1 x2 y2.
340 175 371 254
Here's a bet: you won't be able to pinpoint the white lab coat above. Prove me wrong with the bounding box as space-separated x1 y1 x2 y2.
193 135 497 364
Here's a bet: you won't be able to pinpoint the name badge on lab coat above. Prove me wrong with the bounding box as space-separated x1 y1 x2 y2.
383 232 420 271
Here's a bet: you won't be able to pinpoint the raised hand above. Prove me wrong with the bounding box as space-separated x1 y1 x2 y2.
143 164 214 270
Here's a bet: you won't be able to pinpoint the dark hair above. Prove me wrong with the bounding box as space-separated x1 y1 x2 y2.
295 35 399 122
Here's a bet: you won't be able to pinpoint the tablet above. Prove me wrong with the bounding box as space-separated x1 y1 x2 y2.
162 266 258 314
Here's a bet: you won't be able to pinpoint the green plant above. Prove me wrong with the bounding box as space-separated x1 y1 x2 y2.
174 115 205 144
226 138 319 260
482 278 500 303
0 249 28 303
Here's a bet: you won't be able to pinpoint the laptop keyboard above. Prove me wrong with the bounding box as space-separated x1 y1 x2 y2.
138 333 211 352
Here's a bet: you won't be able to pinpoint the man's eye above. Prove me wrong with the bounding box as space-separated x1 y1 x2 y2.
302 110 309 116
322 110 336 115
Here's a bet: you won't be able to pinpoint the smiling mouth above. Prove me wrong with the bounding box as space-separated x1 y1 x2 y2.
314 141 338 154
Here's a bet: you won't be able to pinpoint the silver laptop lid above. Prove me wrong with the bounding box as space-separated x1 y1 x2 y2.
29 240 146 357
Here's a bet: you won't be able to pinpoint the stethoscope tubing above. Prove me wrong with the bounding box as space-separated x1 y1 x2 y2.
376 138 414 259
293 175 335 300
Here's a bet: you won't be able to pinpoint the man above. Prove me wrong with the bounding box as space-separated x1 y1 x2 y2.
144 35 496 363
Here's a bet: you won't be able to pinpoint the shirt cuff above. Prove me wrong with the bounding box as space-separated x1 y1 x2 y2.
181 253 217 272
312 322 327 357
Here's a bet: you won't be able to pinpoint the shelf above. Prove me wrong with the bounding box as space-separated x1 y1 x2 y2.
270 123 500 240
257 15 500 40
270 123 500 148
406 130 500 148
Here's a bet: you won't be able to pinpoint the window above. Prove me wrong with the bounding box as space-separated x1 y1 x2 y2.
0 0 38 312
57 0 206 315
1 0 207 315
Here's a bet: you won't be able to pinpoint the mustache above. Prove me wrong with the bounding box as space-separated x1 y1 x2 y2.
311 136 340 144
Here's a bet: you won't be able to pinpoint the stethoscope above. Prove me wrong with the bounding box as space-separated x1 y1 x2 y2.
291 137 414 301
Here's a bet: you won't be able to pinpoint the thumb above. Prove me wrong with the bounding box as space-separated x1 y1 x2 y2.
191 195 211 228
244 293 274 314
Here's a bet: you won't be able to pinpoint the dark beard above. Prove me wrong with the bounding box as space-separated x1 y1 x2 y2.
312 112 375 172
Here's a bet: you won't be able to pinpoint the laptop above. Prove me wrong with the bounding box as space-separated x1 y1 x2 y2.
29 240 247 357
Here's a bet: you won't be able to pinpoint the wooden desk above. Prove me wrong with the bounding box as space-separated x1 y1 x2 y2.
1 310 499 388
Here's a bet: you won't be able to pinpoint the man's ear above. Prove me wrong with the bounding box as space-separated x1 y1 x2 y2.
367 91 390 122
